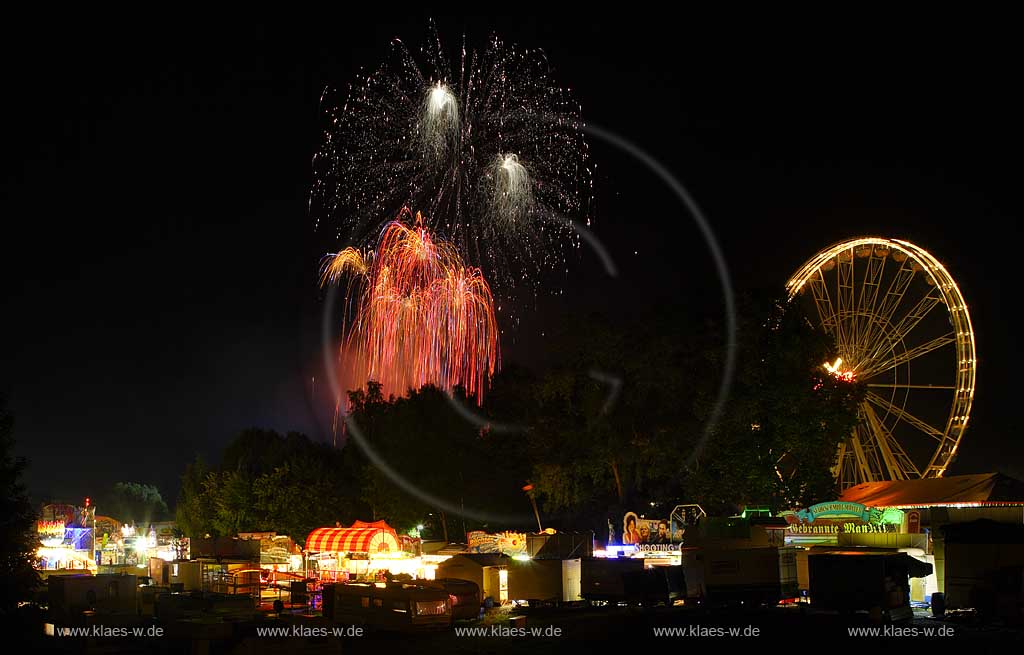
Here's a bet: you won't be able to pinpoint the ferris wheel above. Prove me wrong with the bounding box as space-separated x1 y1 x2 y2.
786 237 976 490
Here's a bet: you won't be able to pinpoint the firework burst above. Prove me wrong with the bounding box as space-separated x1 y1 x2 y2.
311 22 593 293
322 209 500 405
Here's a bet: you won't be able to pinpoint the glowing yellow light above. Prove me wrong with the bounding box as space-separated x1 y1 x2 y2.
823 357 855 382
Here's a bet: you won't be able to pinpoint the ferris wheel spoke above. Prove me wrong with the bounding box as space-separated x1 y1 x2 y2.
861 291 943 371
865 391 947 443
862 408 904 480
856 417 898 480
806 269 838 339
852 249 887 360
862 402 921 479
858 422 889 481
858 258 916 364
867 383 955 390
860 332 956 379
833 440 847 481
847 428 876 483
835 249 855 355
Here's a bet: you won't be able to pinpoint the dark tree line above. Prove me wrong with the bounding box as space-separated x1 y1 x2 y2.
459 295 862 525
175 429 367 543
175 296 862 541
98 482 169 526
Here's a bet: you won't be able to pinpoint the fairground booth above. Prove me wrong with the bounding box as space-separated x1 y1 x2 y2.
838 472 1024 599
305 520 425 582
778 472 1024 602
593 504 707 567
36 503 97 574
437 528 593 606
118 522 188 567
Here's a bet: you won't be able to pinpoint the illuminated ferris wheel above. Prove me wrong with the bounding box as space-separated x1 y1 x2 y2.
787 237 977 490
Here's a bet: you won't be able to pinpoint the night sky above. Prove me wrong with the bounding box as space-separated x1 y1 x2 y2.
4 17 1022 507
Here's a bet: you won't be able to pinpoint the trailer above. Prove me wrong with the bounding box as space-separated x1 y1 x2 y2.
581 557 644 603
506 558 582 606
623 565 686 607
808 550 932 622
48 574 138 624
420 578 481 620
322 582 451 631
686 546 799 606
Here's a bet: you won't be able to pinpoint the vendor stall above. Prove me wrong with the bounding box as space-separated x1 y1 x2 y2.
306 522 430 582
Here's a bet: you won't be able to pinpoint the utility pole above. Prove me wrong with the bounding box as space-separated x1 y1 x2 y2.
522 484 542 532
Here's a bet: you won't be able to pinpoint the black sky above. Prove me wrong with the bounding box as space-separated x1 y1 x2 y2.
3 16 1022 506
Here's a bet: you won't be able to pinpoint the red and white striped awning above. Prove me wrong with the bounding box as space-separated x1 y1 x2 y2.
305 527 400 554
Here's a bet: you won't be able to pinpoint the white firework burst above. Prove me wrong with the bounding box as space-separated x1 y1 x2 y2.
310 21 593 293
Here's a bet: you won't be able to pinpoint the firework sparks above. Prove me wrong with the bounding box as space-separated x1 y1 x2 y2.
488 153 535 227
322 209 500 404
311 22 593 293
419 82 460 163
318 247 369 287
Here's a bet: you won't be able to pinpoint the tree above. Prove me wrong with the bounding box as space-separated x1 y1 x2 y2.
174 428 373 543
0 395 39 616
345 382 533 535
103 482 169 525
250 453 367 544
521 294 861 519
524 308 712 520
208 470 255 536
175 456 216 538
687 297 863 512
751 298 863 507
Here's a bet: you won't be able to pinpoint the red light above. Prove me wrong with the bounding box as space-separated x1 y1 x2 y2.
84 497 90 508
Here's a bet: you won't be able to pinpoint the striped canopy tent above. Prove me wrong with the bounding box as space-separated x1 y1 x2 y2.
350 520 396 532
305 524 400 554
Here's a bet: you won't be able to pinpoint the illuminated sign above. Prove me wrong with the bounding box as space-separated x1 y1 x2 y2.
635 544 681 555
620 512 675 546
466 530 527 556
786 523 898 535
790 502 872 523
779 502 905 538
37 520 66 538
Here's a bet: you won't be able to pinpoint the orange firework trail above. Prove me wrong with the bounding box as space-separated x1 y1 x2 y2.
322 209 500 405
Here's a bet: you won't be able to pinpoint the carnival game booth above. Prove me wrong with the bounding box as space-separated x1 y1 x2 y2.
306 521 427 583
